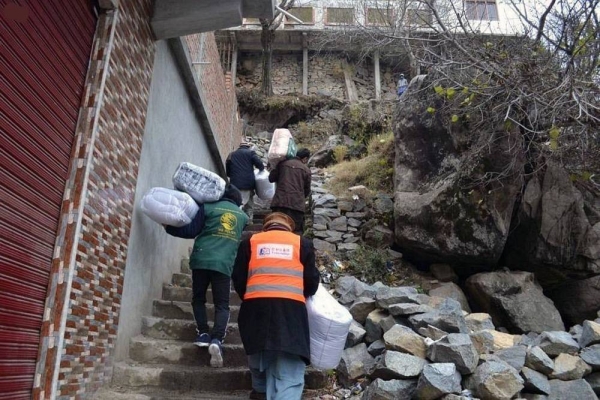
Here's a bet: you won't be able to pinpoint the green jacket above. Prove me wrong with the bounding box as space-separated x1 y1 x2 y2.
166 199 248 276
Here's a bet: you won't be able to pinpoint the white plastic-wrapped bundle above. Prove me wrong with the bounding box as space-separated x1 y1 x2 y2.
254 170 275 200
140 187 199 227
306 284 353 370
172 162 226 203
268 128 297 168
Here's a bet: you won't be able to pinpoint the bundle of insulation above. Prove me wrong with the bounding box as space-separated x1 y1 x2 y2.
306 284 353 370
140 187 199 227
267 128 297 168
254 170 275 200
172 162 226 204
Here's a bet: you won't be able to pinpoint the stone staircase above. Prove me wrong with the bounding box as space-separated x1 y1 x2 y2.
98 209 326 399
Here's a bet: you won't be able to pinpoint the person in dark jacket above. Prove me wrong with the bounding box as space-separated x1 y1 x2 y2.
232 212 319 400
165 184 249 368
268 148 311 234
226 141 265 222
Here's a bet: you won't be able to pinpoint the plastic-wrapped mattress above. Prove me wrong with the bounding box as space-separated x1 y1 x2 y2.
268 128 297 168
254 170 275 200
172 162 226 204
306 284 353 370
140 187 199 227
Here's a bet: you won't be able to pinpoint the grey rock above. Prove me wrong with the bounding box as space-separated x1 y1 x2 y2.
313 214 331 226
313 238 337 253
427 333 479 374
370 351 428 380
429 282 471 313
335 275 378 305
465 271 565 334
374 197 394 214
314 194 338 208
580 344 600 370
525 346 555 375
367 340 386 357
429 264 459 283
580 320 600 348
534 331 580 357
409 298 469 334
585 372 600 395
361 378 418 400
365 309 389 344
383 324 427 358
416 363 462 400
346 212 367 218
349 297 377 325
495 345 527 371
547 379 598 400
329 216 348 232
346 320 367 348
465 313 495 333
337 343 376 383
418 325 449 341
472 358 524 400
314 208 341 218
376 286 419 309
389 303 434 317
348 218 362 227
521 367 551 395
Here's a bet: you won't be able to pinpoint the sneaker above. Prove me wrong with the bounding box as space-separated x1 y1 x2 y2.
249 389 266 400
193 332 211 347
208 338 224 368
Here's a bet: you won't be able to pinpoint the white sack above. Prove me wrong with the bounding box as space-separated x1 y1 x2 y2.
254 170 275 200
306 284 353 370
140 187 199 227
268 128 297 168
172 162 226 204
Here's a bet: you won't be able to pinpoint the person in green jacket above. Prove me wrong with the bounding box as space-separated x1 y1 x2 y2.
165 184 248 368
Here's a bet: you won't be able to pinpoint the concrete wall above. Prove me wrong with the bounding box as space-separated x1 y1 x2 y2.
115 40 219 360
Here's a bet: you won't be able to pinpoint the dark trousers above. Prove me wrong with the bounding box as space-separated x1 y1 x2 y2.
192 269 231 342
271 206 305 234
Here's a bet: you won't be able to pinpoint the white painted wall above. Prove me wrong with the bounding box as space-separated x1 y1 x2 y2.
115 40 219 360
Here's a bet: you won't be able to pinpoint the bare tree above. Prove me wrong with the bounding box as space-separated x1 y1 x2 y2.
315 0 600 184
259 0 296 96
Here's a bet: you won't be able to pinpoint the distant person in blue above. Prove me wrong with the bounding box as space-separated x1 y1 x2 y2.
397 73 408 98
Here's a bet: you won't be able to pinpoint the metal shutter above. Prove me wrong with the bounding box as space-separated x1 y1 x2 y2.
0 1 96 398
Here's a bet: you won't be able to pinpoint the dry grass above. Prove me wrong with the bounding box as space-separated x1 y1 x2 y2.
325 132 395 197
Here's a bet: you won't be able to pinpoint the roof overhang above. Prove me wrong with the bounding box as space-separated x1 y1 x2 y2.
151 0 275 40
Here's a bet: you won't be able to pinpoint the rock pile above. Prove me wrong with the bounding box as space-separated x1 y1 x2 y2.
330 275 600 400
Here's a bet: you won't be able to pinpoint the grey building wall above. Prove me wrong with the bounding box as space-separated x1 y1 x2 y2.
115 40 218 360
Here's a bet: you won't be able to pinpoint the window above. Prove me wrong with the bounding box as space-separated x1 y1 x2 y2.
326 7 355 25
367 7 393 25
465 0 498 21
406 8 433 26
286 7 314 24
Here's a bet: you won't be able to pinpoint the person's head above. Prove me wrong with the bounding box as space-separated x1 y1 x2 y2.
221 184 243 206
239 139 252 148
296 148 310 164
400 73 404 78
263 212 295 232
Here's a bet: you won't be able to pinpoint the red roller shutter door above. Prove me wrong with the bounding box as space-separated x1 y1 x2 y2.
0 1 96 398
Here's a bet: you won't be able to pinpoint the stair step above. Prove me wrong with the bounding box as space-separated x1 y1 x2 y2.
129 336 247 367
162 285 242 305
152 300 240 323
141 316 241 344
180 258 191 274
172 272 192 287
94 387 249 400
112 362 327 392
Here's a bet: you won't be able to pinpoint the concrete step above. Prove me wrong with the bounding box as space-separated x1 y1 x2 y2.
172 272 192 287
112 362 327 392
141 316 241 344
152 300 240 323
162 285 242 306
94 387 250 400
129 336 247 367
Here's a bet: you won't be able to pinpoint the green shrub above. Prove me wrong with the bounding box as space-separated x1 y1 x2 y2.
345 245 392 284
333 145 348 163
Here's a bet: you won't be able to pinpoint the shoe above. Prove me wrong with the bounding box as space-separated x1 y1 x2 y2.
249 389 266 400
209 338 224 368
193 332 210 347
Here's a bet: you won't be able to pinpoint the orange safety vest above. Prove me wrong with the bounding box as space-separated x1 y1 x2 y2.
245 230 305 303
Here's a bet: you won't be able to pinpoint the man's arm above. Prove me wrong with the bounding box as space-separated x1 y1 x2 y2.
300 237 319 297
268 164 280 183
225 154 232 178
232 239 251 298
165 205 205 239
251 152 264 171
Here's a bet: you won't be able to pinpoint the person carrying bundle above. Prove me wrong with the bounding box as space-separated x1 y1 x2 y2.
226 140 265 223
164 184 248 368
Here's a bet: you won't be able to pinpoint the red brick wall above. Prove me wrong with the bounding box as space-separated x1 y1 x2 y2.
186 33 244 163
33 1 156 398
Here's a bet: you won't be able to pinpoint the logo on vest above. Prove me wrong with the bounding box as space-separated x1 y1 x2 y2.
256 244 293 260
220 213 237 231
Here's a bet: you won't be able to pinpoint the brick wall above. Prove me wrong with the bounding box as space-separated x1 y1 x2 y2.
186 33 244 164
33 1 156 398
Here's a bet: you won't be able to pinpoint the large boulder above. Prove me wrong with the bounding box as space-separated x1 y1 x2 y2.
503 164 600 283
393 74 524 266
546 275 600 327
464 270 564 333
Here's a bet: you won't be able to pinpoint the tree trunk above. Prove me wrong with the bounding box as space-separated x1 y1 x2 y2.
260 25 274 96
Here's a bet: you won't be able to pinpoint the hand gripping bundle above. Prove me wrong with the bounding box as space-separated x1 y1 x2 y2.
306 284 353 370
